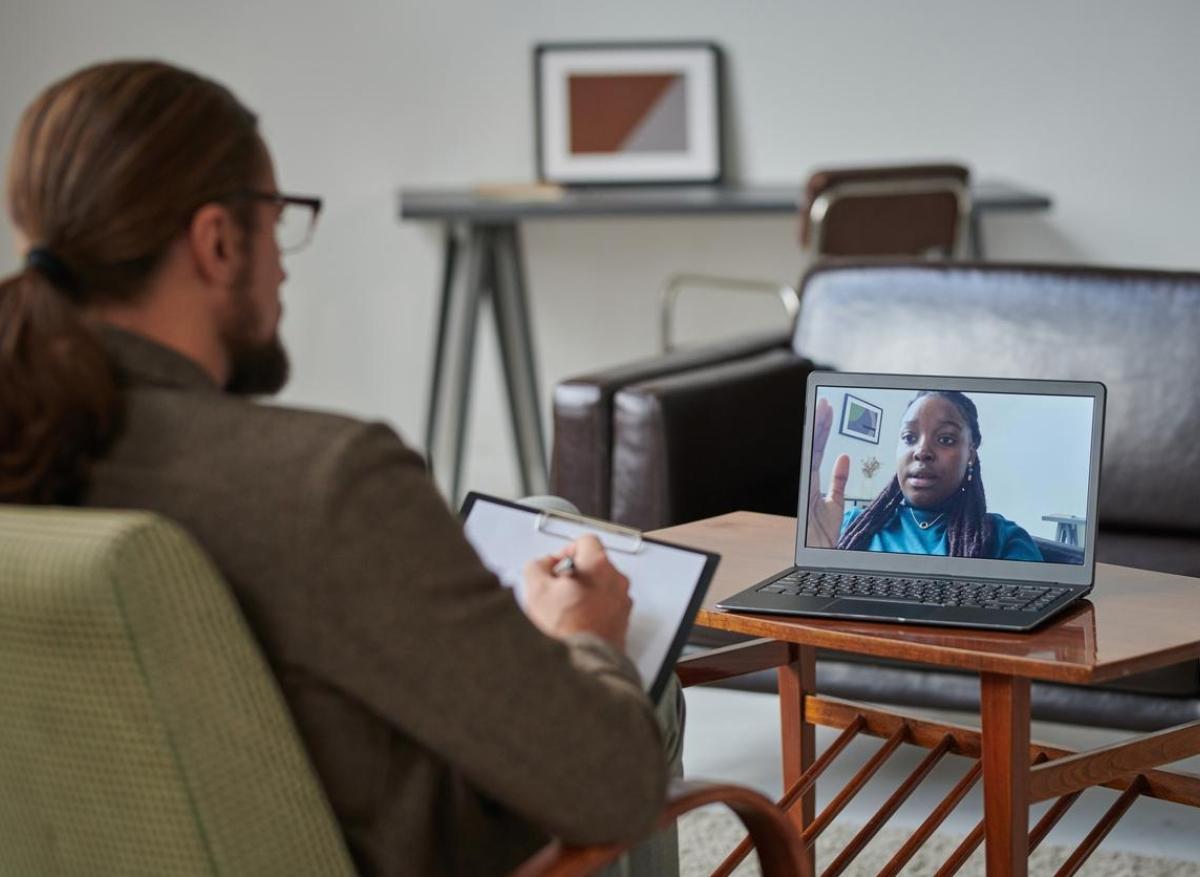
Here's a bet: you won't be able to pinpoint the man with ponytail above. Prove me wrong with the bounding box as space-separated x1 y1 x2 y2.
807 390 1042 560
2 61 672 876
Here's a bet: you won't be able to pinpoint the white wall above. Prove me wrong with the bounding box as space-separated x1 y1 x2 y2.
2 0 1198 499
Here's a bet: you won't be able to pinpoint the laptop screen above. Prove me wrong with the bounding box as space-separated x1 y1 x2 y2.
804 381 1099 568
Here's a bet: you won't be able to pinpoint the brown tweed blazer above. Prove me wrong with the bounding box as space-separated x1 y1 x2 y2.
84 329 666 877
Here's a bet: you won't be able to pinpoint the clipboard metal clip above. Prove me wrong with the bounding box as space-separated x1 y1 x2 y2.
534 508 644 555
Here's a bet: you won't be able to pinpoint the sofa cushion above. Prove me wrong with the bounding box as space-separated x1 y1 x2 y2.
792 262 1200 534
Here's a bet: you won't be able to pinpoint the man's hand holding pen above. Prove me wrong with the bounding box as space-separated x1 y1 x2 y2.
524 534 633 652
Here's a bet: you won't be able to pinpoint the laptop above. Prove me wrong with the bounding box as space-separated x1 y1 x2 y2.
718 372 1106 631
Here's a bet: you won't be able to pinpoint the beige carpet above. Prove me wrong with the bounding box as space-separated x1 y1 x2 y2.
678 808 1200 876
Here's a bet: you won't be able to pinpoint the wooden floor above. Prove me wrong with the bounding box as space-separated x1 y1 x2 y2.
681 686 1200 864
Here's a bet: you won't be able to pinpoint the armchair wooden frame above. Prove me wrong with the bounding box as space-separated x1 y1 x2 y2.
513 778 806 876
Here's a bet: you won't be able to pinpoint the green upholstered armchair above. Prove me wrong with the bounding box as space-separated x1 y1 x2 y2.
0 507 357 875
0 507 802 876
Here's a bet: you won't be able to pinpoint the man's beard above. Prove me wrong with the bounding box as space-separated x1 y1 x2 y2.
222 265 290 397
225 332 289 396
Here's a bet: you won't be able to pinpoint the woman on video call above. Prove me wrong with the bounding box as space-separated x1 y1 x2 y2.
807 390 1043 561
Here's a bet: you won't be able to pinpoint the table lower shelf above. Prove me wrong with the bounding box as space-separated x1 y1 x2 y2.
677 639 1200 877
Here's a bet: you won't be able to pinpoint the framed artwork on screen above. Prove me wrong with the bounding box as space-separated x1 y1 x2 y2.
839 394 883 444
534 41 724 185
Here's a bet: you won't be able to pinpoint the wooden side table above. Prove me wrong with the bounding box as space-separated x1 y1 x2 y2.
658 512 1200 877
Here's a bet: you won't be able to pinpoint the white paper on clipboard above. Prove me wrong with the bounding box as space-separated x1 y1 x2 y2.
461 493 718 701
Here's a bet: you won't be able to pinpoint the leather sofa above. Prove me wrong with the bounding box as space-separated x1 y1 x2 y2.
551 261 1200 731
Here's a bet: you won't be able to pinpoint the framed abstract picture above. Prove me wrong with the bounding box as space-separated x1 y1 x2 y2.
534 42 723 185
839 394 883 444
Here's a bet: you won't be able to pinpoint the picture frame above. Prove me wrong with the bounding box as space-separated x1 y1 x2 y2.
839 394 883 444
534 41 723 186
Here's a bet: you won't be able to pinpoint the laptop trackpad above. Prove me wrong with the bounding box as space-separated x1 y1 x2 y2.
826 599 939 622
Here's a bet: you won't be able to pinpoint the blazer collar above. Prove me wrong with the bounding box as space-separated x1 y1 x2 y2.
100 326 219 392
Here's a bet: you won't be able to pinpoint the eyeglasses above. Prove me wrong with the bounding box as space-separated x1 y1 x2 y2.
235 191 323 253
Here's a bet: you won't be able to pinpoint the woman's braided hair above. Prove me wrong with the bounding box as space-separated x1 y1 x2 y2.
836 391 994 558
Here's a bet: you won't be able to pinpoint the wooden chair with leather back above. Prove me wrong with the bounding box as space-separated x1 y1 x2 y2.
660 161 971 352
800 162 970 258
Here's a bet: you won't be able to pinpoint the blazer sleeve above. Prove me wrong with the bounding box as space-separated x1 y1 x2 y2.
296 421 667 844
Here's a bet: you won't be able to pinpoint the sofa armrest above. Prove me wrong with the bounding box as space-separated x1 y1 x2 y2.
610 349 815 530
551 331 792 518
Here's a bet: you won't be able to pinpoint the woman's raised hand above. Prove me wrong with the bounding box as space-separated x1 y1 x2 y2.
807 398 851 549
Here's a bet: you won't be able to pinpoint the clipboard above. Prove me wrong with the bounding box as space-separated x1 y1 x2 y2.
461 492 719 701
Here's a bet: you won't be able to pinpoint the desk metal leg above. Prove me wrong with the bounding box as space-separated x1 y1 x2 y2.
424 221 550 501
425 224 489 502
981 673 1030 876
778 645 817 877
492 224 548 496
425 225 459 469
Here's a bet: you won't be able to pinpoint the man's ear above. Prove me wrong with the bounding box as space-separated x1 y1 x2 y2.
187 203 243 288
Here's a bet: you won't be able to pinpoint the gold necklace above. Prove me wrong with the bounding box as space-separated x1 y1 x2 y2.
909 507 946 531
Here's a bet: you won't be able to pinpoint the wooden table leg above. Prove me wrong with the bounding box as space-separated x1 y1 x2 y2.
980 673 1031 876
778 644 817 877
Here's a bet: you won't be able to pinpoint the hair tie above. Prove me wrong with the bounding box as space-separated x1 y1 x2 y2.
25 246 81 297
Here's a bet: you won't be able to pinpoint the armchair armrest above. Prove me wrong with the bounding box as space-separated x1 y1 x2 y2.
552 331 792 519
610 349 815 531
509 778 805 877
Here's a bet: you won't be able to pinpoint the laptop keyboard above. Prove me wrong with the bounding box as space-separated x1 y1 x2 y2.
758 570 1069 613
